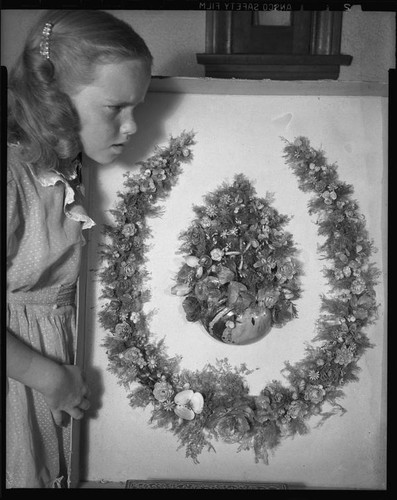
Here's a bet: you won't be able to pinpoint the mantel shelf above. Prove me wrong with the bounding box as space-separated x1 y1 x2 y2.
197 54 353 66
196 54 353 80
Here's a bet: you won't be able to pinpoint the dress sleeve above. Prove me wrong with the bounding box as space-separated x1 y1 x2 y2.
7 166 21 269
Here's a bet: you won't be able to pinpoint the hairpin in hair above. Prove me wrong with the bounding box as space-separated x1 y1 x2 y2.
39 22 53 60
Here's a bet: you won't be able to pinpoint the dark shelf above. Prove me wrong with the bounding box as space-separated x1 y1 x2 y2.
196 54 353 80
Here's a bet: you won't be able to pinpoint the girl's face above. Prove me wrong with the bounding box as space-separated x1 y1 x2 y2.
69 59 151 164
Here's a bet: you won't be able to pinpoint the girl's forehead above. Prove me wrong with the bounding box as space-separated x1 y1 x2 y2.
91 59 150 88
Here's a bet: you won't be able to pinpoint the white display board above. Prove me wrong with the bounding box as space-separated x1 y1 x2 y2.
79 79 387 489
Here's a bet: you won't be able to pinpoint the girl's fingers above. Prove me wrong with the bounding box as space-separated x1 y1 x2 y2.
50 408 64 427
69 407 84 420
79 398 91 411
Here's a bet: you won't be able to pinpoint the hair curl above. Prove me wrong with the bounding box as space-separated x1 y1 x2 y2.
8 10 153 174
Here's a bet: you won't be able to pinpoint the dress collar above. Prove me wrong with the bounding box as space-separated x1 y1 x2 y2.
32 153 82 187
27 153 96 231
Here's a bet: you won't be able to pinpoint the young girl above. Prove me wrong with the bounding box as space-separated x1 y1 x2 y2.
6 10 152 488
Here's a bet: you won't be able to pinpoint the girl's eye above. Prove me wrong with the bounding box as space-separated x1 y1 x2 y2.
107 105 122 113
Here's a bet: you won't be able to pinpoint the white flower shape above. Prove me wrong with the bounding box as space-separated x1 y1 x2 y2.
184 255 204 278
174 389 204 421
171 283 193 296
210 248 224 262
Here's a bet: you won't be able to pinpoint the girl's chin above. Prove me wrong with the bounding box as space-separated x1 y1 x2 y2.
85 147 123 165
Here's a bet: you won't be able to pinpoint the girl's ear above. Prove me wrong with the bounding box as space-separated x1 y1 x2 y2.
37 58 56 84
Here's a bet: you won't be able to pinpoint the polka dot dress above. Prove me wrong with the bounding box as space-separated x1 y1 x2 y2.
6 145 95 488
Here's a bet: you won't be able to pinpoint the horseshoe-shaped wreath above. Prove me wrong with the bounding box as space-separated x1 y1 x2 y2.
99 132 380 464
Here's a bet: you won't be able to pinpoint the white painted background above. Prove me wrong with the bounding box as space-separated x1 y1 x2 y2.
78 82 387 489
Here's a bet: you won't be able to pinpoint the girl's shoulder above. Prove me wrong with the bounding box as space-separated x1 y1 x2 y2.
7 143 31 185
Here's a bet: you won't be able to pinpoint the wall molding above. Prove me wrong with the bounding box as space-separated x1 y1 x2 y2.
149 77 388 97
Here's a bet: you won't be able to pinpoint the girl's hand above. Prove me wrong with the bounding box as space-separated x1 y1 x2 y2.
7 331 90 426
42 364 91 426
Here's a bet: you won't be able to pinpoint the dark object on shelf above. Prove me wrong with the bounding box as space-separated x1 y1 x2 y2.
197 11 352 80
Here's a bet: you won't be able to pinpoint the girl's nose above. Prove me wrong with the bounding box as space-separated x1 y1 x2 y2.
120 110 137 136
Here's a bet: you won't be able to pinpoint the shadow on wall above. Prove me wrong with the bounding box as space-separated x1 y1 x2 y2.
78 86 184 481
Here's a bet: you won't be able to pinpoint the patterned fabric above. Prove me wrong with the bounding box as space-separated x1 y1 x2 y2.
6 145 95 488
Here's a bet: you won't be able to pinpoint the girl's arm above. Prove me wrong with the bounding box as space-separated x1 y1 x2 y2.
7 330 90 426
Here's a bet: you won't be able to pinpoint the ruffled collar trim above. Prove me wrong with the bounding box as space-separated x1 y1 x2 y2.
28 154 96 230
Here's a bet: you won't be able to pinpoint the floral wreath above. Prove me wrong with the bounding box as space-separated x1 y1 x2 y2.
99 132 380 464
170 174 303 346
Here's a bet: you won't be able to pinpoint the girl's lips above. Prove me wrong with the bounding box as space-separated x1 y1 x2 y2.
111 144 125 153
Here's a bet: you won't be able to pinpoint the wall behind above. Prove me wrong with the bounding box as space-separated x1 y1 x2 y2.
339 6 396 82
1 7 395 82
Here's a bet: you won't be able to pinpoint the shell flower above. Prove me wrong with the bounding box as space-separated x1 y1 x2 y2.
271 229 288 247
201 216 212 228
334 345 356 365
114 321 132 338
171 282 193 296
282 288 294 300
128 184 140 195
334 268 345 280
287 400 308 419
129 311 140 323
258 287 280 308
121 263 136 277
140 177 156 193
309 162 321 172
184 255 206 279
185 255 200 267
147 356 157 369
151 157 166 169
142 168 152 179
254 394 271 410
122 346 147 367
319 365 341 386
322 190 337 204
119 241 132 253
210 248 224 262
189 223 206 247
182 296 202 322
220 194 232 205
309 370 319 381
275 259 296 283
174 389 204 420
215 264 235 285
121 223 137 238
343 266 352 278
162 400 175 411
152 168 167 182
153 380 174 402
206 204 218 217
194 276 221 302
351 277 366 295
304 384 326 404
314 180 327 192
336 252 349 264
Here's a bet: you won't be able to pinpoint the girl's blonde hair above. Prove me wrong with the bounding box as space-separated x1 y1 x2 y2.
8 10 153 173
